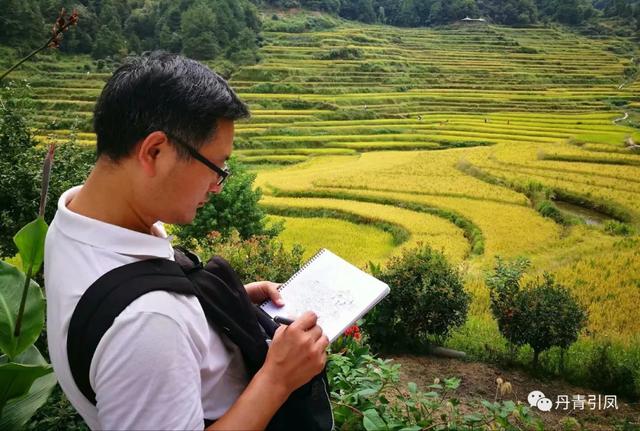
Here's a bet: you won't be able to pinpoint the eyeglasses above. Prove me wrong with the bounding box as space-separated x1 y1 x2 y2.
166 133 231 186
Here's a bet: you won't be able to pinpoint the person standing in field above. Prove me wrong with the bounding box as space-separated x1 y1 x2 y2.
44 51 329 430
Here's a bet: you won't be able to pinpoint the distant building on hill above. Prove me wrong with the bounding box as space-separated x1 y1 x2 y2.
461 16 487 23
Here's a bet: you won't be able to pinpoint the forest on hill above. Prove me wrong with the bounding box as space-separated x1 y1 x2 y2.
0 0 263 62
1 0 638 63
262 0 640 28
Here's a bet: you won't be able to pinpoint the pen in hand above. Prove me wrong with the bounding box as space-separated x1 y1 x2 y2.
273 316 295 326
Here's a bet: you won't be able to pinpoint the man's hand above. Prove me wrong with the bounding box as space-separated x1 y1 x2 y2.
209 311 329 431
245 281 284 306
260 311 329 396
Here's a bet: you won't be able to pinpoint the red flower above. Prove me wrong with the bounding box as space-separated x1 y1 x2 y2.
47 8 80 49
344 325 361 340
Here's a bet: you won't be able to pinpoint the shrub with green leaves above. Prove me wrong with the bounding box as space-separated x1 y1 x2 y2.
536 199 567 224
183 230 303 284
363 244 470 352
173 158 281 245
0 107 41 257
487 258 588 366
0 107 94 258
486 257 531 349
585 342 639 400
515 274 588 365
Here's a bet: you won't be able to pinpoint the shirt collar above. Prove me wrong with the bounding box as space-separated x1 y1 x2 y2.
53 185 174 259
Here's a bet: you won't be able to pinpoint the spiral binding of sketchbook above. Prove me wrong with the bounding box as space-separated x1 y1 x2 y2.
259 248 328 307
259 248 390 342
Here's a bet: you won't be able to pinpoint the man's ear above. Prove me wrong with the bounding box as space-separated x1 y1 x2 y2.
137 131 171 177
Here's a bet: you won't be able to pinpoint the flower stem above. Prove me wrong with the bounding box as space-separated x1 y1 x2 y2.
14 264 34 337
0 39 53 83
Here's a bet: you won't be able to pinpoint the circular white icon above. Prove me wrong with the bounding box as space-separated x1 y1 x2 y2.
528 390 545 407
537 397 553 412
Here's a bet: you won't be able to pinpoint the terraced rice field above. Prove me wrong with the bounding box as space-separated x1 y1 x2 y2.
8 13 640 352
243 18 640 354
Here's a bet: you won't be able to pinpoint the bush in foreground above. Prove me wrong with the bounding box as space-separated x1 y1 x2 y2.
363 244 470 353
183 230 304 284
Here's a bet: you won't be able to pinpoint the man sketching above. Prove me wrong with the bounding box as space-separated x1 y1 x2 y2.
44 52 329 430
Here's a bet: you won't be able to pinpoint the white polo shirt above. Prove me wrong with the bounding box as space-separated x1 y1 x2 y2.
44 186 249 430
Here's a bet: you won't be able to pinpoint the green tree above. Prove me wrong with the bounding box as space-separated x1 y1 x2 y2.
395 0 421 26
157 21 182 53
174 158 279 244
301 0 341 13
514 274 588 366
451 0 480 20
428 0 479 24
486 256 530 358
355 0 377 23
0 0 45 49
479 0 538 25
91 0 127 58
377 5 387 23
181 1 220 59
124 5 158 52
554 0 595 25
486 258 587 366
375 0 403 25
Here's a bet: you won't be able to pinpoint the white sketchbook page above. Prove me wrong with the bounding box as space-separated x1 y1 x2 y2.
260 249 390 342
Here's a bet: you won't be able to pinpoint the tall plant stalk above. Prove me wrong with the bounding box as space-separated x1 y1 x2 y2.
0 8 76 337
14 144 55 337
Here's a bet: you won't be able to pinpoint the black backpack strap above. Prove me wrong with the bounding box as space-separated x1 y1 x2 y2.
175 248 271 374
67 258 195 405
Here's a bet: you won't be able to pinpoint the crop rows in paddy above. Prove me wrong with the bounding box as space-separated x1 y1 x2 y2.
8 14 640 344
246 16 640 345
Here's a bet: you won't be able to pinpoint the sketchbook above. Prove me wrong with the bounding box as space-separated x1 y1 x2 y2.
260 249 390 342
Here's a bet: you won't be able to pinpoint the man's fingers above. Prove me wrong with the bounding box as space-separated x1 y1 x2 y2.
267 283 284 306
317 335 330 351
291 310 318 331
306 325 323 342
273 325 287 339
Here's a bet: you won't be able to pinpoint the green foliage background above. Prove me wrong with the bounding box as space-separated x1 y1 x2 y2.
0 108 94 258
0 0 262 62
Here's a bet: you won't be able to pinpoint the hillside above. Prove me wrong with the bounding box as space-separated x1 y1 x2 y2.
3 9 640 428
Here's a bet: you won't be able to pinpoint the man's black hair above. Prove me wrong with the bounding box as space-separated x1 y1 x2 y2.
93 51 249 161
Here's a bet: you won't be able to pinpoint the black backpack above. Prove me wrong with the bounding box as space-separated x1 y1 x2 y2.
67 247 334 430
